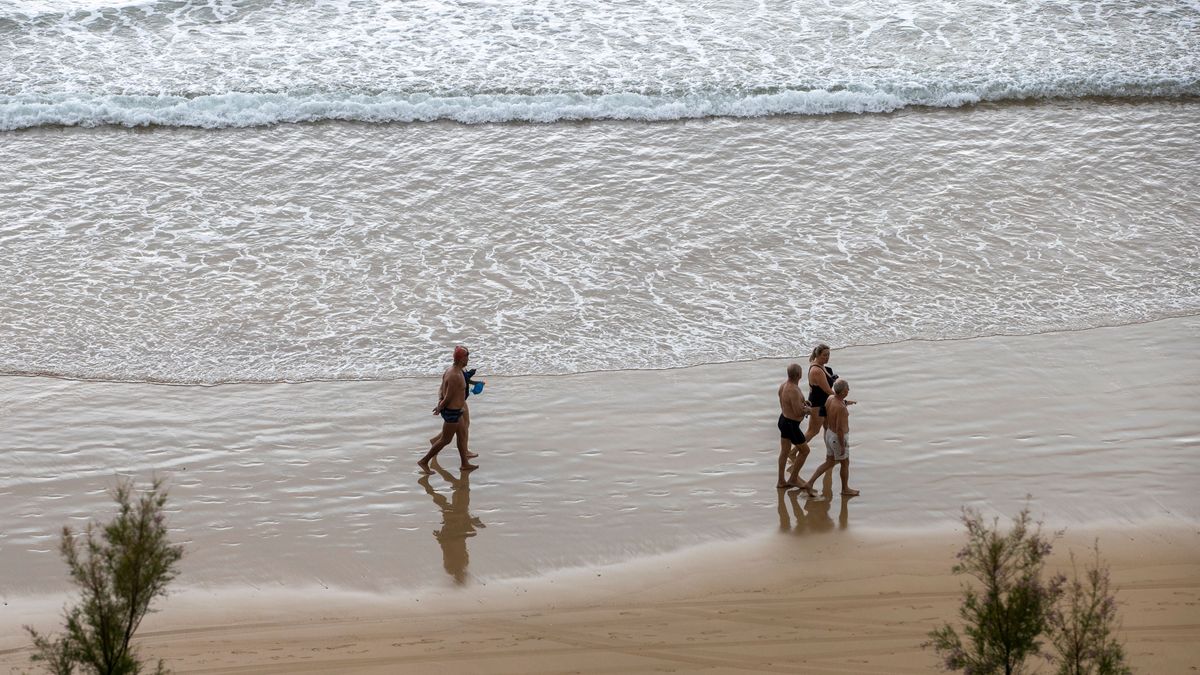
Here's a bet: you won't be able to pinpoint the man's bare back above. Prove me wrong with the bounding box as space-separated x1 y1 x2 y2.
778 380 807 421
438 365 467 414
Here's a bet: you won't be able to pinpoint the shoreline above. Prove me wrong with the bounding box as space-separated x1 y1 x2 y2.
2 316 1198 596
4 95 1199 137
1 311 1197 386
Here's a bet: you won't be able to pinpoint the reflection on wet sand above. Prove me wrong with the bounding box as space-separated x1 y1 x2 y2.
777 472 851 536
418 463 484 585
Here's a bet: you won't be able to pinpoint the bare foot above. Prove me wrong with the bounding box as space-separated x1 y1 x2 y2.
417 460 433 475
465 451 479 459
777 481 799 489
841 489 860 496
461 463 479 471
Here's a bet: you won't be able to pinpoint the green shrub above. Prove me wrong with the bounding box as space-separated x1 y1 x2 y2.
927 506 1060 675
25 478 184 675
1046 543 1132 675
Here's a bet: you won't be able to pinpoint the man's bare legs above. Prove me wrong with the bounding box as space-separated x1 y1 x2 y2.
804 456 836 495
777 438 796 488
785 443 812 490
803 411 824 444
835 459 858 496
460 407 479 459
452 423 478 470
785 441 808 474
429 409 479 459
804 458 856 496
419 421 479 473
420 421 457 474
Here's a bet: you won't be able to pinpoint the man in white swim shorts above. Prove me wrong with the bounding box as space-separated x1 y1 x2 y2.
803 379 859 497
823 426 848 461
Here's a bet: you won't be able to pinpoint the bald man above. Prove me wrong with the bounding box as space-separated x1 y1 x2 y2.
777 363 812 489
419 345 479 474
803 378 858 497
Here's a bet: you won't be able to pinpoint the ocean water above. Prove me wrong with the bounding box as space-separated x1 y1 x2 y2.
2 0 1199 382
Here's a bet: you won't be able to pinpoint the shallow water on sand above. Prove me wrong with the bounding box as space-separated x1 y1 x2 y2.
2 317 1197 595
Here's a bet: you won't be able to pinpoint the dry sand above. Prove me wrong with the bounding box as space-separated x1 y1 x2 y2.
4 527 1196 674
2 316 1199 672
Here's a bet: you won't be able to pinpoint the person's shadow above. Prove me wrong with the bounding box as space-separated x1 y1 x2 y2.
418 462 484 585
776 471 851 536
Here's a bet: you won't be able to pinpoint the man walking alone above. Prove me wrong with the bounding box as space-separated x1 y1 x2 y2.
419 346 479 474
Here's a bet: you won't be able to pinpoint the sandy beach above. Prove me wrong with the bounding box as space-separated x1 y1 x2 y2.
3 528 1197 673
3 316 1198 672
127 528 1200 673
3 0 1198 670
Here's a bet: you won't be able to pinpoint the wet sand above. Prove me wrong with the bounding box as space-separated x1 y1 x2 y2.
2 316 1199 670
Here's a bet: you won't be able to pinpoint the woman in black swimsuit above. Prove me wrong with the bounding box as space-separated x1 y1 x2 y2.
804 343 838 444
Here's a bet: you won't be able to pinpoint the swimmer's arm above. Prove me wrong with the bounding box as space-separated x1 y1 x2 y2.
441 371 467 407
433 375 449 413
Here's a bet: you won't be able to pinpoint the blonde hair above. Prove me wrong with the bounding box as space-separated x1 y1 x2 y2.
809 343 830 362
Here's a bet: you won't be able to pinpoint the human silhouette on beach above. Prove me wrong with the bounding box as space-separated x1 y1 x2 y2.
420 345 479 474
777 363 813 489
802 344 854 445
419 462 484 585
803 379 859 497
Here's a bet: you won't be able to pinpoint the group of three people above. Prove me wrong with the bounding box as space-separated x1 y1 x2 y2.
777 343 858 497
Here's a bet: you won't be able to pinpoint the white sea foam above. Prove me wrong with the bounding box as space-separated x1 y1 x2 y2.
1 81 1196 130
0 0 1196 130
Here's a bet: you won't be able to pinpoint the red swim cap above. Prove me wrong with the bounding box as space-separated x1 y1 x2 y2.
453 345 469 361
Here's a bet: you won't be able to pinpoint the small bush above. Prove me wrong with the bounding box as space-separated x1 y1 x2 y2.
927 506 1061 675
25 477 184 675
1046 543 1132 675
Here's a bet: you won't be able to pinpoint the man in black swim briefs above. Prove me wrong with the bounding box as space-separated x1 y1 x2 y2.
776 363 812 489
419 345 479 474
